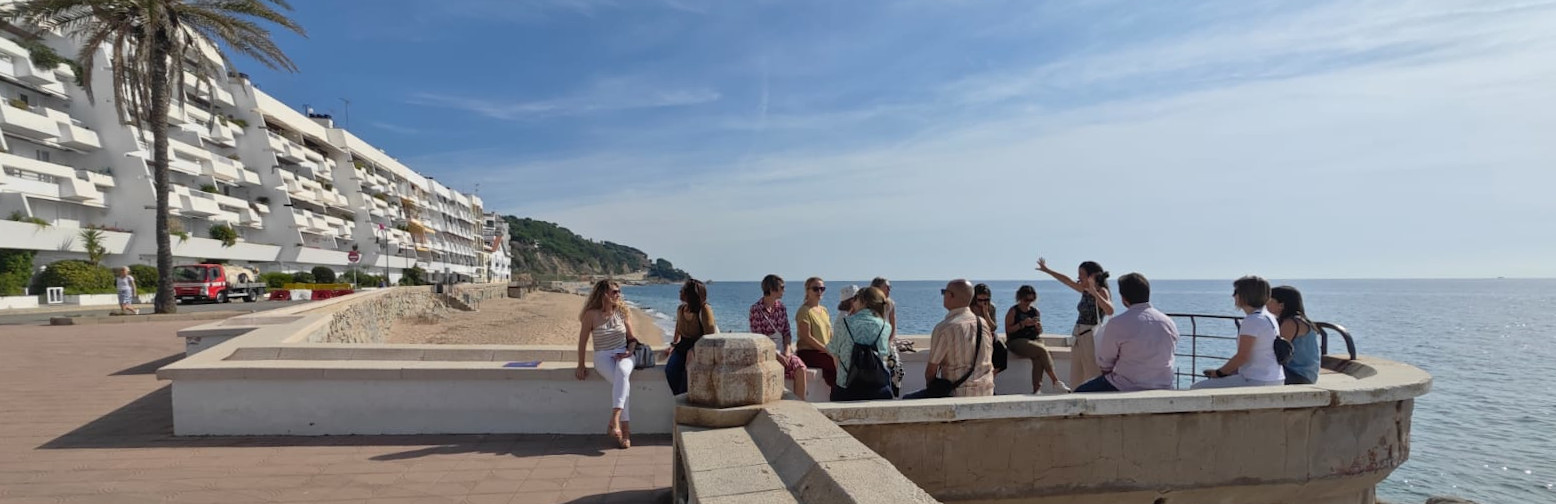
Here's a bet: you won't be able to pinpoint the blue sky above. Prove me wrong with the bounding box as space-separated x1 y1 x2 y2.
240 0 1556 281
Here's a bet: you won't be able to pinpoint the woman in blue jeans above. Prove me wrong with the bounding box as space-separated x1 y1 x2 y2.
664 279 716 395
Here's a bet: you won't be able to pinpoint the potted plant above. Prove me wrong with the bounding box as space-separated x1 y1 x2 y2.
208 224 238 247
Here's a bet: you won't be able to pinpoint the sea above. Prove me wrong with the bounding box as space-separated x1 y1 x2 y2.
623 278 1556 503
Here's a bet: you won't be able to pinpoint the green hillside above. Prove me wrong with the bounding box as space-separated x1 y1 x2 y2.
504 216 690 282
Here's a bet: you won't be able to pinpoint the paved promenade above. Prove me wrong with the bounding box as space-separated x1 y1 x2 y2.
0 321 673 504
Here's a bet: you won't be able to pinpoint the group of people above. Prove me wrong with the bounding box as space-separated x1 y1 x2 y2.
572 258 1327 448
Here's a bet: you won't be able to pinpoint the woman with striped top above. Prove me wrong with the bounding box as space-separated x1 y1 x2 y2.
574 279 640 449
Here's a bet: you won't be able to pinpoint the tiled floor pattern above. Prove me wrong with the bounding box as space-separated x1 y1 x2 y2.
0 321 672 504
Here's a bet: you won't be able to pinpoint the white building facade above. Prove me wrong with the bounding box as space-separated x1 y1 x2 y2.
0 22 505 284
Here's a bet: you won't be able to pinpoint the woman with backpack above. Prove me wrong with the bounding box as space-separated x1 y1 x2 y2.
827 286 895 402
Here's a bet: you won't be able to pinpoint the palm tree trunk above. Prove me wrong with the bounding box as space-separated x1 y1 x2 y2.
150 38 176 314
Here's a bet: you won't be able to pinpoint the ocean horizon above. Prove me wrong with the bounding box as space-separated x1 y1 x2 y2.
624 278 1556 503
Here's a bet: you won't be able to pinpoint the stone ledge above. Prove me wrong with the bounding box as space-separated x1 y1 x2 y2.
815 356 1428 424
50 310 253 325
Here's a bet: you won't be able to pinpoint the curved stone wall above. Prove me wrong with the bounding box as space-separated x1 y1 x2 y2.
812 357 1429 503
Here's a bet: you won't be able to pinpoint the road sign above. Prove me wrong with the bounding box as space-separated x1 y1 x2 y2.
347 250 361 263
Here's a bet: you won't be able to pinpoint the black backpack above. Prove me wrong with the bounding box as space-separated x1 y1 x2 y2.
843 317 891 390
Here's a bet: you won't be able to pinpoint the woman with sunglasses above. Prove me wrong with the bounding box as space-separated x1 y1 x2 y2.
795 277 837 390
663 279 716 396
1004 285 1068 393
574 280 640 449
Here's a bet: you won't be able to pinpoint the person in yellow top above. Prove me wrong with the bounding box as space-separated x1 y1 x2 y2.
794 276 836 389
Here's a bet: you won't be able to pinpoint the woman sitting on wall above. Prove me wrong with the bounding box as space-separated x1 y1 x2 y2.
1269 285 1321 385
574 279 640 448
664 279 716 395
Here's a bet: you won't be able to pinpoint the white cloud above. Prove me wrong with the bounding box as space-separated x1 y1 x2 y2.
485 1 1556 281
407 76 721 120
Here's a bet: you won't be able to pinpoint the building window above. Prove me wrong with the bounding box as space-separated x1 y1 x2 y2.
35 150 49 163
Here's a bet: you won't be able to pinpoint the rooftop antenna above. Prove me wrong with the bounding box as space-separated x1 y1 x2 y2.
339 98 351 129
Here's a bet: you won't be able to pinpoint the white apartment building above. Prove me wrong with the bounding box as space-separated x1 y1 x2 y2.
0 22 504 284
482 212 513 284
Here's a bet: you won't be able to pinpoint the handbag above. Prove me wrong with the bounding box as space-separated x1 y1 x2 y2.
628 337 656 370
924 317 984 398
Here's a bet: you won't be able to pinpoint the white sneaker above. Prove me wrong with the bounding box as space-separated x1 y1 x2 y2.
1056 381 1072 393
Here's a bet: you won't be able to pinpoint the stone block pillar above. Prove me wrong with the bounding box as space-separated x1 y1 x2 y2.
687 333 784 408
676 334 786 503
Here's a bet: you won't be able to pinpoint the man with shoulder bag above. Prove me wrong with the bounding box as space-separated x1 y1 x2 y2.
904 279 996 399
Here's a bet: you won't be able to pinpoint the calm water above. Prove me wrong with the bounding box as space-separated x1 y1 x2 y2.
624 278 1556 503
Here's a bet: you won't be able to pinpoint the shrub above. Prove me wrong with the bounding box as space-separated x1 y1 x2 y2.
342 269 381 287
128 264 158 294
260 271 292 289
256 196 271 205
397 266 427 286
79 228 107 266
31 260 114 295
7 211 48 228
230 117 249 128
199 184 219 194
310 266 336 284
0 249 35 296
208 224 238 247
290 271 315 284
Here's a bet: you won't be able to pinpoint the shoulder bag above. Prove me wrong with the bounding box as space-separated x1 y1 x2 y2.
924 317 984 398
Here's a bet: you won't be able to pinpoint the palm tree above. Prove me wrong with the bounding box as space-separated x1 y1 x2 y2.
4 0 305 313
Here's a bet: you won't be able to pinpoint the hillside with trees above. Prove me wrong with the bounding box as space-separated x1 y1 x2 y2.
504 216 691 282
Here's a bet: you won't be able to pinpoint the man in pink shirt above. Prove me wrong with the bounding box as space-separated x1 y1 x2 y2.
1073 273 1179 392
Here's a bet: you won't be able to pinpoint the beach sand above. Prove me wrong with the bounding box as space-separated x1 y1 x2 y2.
386 291 666 347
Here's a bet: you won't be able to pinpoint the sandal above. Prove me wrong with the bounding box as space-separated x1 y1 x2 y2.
607 424 623 447
619 424 632 449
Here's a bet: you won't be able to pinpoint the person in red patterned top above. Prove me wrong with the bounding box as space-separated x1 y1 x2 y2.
749 274 809 401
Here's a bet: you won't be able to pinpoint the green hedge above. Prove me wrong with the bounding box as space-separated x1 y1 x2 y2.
32 260 114 295
342 269 382 288
310 266 336 284
0 249 35 296
260 271 292 289
128 264 158 294
290 271 316 284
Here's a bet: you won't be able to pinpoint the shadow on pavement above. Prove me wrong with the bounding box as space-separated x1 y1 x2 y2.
560 488 673 504
110 353 185 375
39 384 673 458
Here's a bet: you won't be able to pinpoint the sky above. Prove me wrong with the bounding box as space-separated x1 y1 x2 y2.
237 0 1556 281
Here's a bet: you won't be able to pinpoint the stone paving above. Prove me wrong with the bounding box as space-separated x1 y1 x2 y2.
0 321 673 504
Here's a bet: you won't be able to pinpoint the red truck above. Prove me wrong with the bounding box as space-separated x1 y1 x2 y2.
172 263 266 304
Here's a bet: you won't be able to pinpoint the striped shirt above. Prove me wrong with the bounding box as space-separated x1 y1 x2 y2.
928 307 995 397
588 310 629 351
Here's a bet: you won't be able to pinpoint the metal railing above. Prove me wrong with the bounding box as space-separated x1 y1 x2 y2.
1164 313 1357 389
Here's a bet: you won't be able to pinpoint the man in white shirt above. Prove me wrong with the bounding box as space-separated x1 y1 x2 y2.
1191 275 1286 389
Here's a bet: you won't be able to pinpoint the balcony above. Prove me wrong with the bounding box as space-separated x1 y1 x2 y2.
169 158 203 176
238 208 263 229
57 123 101 150
238 168 262 186
0 103 62 139
208 123 236 147
77 170 115 188
15 59 58 86
207 156 240 182
58 177 102 203
181 191 222 217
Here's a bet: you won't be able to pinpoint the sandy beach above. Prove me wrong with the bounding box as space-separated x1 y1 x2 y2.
387 291 666 346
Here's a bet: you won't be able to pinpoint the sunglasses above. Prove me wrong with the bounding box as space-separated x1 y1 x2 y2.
975 298 991 303
810 286 826 293
940 289 949 295
608 290 621 295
